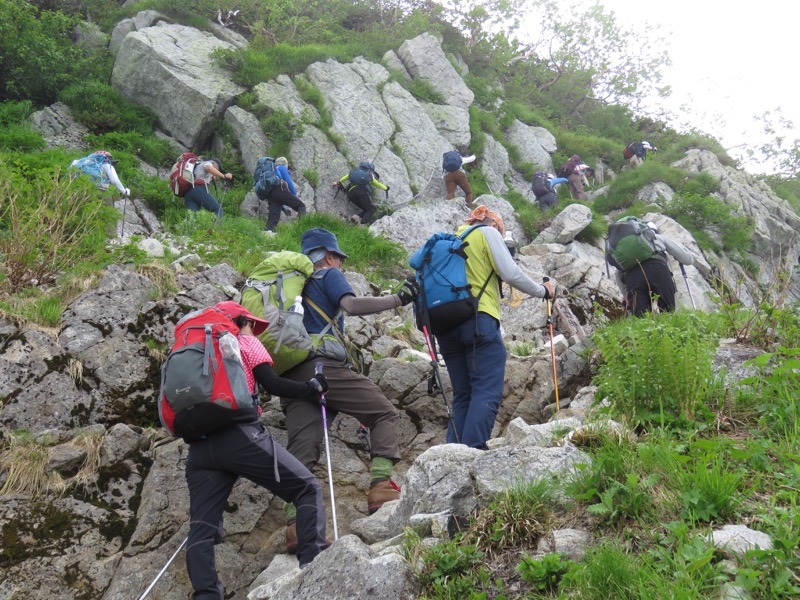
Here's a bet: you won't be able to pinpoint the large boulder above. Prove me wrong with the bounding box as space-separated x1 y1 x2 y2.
112 22 245 148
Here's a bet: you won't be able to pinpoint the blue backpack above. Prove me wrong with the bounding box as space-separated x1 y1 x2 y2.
253 156 279 199
69 151 112 189
409 225 495 335
442 151 462 172
348 162 374 186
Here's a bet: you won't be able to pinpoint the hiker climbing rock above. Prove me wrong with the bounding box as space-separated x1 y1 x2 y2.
442 149 476 205
530 171 568 210
263 156 307 232
158 301 330 595
332 161 388 225
423 206 554 449
558 154 589 200
624 140 657 168
606 218 693 317
185 157 231 217
69 150 130 197
279 228 417 552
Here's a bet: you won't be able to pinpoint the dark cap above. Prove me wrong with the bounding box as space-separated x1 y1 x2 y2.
209 157 222 170
300 228 349 259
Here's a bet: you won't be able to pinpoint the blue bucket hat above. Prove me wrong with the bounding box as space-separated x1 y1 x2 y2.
301 228 349 259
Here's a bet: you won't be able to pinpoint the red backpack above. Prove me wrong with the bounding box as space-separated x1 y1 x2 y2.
169 152 204 197
158 307 258 439
622 144 635 160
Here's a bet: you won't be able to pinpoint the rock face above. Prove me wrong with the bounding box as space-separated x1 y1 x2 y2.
6 15 795 600
112 22 246 148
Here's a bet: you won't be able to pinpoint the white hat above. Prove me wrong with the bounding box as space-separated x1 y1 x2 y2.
641 141 653 150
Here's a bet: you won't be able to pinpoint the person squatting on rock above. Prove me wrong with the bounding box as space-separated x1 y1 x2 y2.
279 228 418 552
442 150 476 205
265 156 307 232
332 161 388 225
613 222 694 317
438 206 555 449
184 301 330 597
559 154 589 201
184 157 231 217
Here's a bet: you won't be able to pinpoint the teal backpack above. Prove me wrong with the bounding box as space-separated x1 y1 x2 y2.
253 157 279 199
69 151 113 189
605 217 664 272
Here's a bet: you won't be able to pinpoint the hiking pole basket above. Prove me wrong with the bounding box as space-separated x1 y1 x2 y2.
316 362 339 540
120 192 129 239
679 263 696 309
543 277 560 413
138 536 187 600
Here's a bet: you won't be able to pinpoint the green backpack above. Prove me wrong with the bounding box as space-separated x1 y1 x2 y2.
605 216 664 272
240 251 323 374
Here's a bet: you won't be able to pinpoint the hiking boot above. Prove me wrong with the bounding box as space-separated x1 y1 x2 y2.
367 478 401 515
349 214 361 224
285 520 298 554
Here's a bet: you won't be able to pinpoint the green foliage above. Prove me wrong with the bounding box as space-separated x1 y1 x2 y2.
586 472 658 525
592 162 687 213
559 542 655 599
592 312 719 428
0 166 118 292
516 552 575 593
0 0 109 105
258 110 301 158
0 101 46 152
59 81 160 135
665 193 754 253
406 78 446 104
294 78 333 129
674 454 743 523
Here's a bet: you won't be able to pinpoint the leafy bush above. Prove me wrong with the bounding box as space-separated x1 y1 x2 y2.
665 193 754 253
0 169 118 292
592 312 719 428
516 552 575 594
0 101 45 152
59 81 160 135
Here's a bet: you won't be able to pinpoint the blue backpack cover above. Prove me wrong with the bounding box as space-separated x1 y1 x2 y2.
409 225 492 335
253 156 279 199
69 152 111 188
348 164 373 186
442 151 462 172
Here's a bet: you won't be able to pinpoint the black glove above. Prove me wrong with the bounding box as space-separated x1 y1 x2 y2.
397 275 419 306
385 185 391 192
307 373 329 396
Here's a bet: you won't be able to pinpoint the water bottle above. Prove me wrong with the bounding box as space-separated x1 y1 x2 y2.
290 295 304 315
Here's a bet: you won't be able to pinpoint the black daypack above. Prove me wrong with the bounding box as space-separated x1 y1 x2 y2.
442 151 462 172
349 161 375 186
531 171 552 197
605 216 664 272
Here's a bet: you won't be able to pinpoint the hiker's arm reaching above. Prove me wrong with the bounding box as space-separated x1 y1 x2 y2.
102 163 127 194
339 293 403 315
460 154 476 166
484 228 550 299
370 178 389 192
252 363 326 400
661 236 694 265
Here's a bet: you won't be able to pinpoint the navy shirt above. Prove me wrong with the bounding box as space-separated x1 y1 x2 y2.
303 268 353 333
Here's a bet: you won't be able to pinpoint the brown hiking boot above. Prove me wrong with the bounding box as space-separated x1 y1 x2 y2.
367 478 401 515
285 520 298 554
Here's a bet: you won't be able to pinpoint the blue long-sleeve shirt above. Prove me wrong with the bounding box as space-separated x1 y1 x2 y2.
275 164 297 195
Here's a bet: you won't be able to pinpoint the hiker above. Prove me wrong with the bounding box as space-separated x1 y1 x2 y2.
69 150 130 197
627 141 657 168
611 221 693 317
183 301 330 596
442 150 477 205
438 206 554 449
265 156 307 233
331 161 389 225
531 171 568 210
559 154 589 201
185 157 231 217
279 227 418 552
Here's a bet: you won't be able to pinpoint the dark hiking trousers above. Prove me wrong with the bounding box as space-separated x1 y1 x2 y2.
535 190 557 210
346 186 374 224
444 170 474 204
438 312 506 449
622 257 676 317
185 423 326 598
266 187 307 231
280 358 400 471
184 184 223 217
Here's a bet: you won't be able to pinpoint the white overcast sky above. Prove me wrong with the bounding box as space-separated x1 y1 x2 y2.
561 0 800 173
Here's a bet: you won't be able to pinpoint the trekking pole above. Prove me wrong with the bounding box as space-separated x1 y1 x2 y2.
680 263 697 309
421 324 461 443
138 536 188 600
543 277 560 413
315 362 339 540
358 422 372 454
120 192 129 239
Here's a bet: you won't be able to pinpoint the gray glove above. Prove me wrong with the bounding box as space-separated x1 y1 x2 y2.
397 275 419 306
